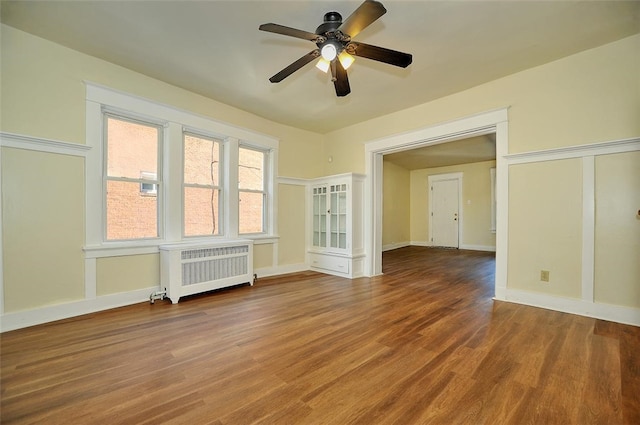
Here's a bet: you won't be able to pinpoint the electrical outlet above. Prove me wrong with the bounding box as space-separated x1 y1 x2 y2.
540 270 550 282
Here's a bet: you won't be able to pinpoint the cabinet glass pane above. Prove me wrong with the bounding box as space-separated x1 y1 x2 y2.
339 214 346 233
339 192 347 214
331 233 338 247
313 232 319 246
339 233 347 249
320 232 327 247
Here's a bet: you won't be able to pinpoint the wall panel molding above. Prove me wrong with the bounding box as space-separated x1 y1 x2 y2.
0 132 92 157
505 137 640 164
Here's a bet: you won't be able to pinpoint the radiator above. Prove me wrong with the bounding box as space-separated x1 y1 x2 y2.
159 240 254 303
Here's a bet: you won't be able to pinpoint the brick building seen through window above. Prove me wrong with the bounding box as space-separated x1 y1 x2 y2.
106 116 265 240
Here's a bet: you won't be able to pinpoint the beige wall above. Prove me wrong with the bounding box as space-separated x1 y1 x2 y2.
2 22 639 320
508 159 583 298
0 24 323 313
96 254 160 296
594 151 640 308
2 148 85 312
323 35 640 175
0 25 325 181
382 161 410 247
410 160 496 249
277 184 307 266
322 34 638 304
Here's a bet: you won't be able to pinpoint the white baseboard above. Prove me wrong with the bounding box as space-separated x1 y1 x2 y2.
255 262 309 278
460 244 496 252
1 263 308 332
6 271 636 332
382 242 411 252
410 241 496 252
410 240 431 247
496 289 640 327
1 286 159 333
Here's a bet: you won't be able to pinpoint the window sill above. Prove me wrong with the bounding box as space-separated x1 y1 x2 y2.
84 242 160 258
244 235 279 245
84 235 280 258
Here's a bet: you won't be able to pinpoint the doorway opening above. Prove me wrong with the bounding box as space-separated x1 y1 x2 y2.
364 108 508 300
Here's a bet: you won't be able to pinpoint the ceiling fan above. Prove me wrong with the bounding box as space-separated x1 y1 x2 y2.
259 0 412 97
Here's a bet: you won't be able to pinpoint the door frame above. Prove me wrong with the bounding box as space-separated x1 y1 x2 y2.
364 108 509 300
428 172 463 248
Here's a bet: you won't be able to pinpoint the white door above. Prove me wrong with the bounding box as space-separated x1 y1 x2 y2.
431 179 459 248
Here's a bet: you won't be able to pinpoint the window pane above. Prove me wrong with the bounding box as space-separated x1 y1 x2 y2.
239 147 264 191
184 134 220 186
106 180 157 240
184 187 220 236
239 191 264 234
107 117 158 178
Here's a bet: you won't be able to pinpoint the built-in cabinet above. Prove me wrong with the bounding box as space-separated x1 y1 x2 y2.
308 173 365 278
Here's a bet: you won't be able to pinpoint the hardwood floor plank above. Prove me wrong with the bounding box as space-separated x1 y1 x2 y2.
620 324 640 424
1 247 638 424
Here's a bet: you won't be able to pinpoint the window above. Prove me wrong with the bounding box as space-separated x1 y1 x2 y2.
104 115 161 241
86 83 278 252
238 146 266 234
183 133 222 236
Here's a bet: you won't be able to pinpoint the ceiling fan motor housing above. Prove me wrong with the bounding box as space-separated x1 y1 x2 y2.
315 12 348 58
315 12 342 35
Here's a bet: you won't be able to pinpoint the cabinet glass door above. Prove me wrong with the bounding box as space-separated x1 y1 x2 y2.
329 184 347 249
312 187 327 247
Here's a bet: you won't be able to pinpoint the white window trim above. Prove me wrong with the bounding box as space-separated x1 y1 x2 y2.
84 82 279 257
490 167 497 233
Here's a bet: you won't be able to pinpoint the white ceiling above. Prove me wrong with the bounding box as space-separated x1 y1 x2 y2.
2 0 639 137
384 134 496 170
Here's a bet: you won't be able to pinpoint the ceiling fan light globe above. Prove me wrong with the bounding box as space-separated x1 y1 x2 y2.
321 43 337 61
338 51 355 70
316 58 331 73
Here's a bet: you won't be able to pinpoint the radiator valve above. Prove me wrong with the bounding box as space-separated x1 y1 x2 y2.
149 289 167 304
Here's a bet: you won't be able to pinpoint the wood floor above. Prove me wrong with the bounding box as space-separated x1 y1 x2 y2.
2 246 639 424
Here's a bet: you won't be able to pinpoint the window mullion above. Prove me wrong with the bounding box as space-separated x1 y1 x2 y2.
226 137 240 238
164 122 182 242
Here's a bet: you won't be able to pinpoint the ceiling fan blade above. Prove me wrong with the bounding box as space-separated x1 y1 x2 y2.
338 0 386 39
331 60 351 97
348 41 412 68
269 49 320 83
259 23 320 42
